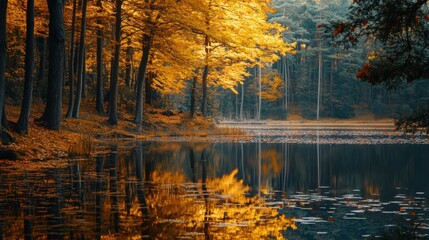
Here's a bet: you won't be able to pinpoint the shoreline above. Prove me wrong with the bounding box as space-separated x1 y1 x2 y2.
1 103 426 161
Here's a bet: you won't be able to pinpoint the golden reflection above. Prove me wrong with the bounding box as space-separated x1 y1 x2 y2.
141 169 296 239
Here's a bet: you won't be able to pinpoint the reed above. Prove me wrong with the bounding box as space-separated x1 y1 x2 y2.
68 134 93 157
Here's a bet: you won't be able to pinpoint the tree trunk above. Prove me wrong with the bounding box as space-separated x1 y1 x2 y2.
125 44 132 87
72 0 88 118
134 34 151 124
201 36 209 116
65 0 76 118
317 50 322 120
190 76 197 118
16 0 35 134
240 83 244 120
82 47 86 98
283 56 288 109
41 0 65 130
258 64 262 120
108 0 122 125
36 37 47 100
95 0 104 114
0 0 8 134
2 104 8 128
144 73 152 105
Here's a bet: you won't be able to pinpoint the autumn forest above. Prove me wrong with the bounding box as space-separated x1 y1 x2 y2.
1 0 429 239
0 0 428 137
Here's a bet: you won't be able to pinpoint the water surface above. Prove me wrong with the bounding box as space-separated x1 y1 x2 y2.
0 141 428 239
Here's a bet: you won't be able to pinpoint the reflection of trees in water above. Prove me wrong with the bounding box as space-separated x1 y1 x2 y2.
0 144 295 239
145 168 296 239
1 142 427 239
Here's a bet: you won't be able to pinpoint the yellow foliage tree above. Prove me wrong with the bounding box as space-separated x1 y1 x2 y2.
261 70 285 102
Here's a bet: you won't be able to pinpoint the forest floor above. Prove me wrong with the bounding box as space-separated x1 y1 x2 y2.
1 102 240 160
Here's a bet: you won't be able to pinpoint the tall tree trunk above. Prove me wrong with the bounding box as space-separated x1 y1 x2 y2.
258 64 262 120
134 34 151 124
240 83 244 120
190 76 197 118
95 0 104 114
201 36 209 116
41 0 65 130
144 72 152 105
65 0 76 118
16 0 35 134
72 0 88 118
283 56 288 109
2 104 8 128
317 50 322 120
82 47 86 98
108 0 122 124
36 37 47 99
0 0 8 134
125 43 132 87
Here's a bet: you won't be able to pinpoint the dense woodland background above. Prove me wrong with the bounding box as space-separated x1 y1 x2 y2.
0 0 428 134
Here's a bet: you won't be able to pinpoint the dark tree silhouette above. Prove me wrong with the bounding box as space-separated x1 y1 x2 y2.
108 0 122 125
65 0 77 118
40 0 66 130
72 0 88 118
134 34 151 124
16 0 35 134
95 0 104 114
0 0 8 136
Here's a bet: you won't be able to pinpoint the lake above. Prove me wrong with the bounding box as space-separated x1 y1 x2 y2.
1 131 429 239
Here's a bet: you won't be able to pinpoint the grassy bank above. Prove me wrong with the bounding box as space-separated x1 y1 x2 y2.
1 103 233 160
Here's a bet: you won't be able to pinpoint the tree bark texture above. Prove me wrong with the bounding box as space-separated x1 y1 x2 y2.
72 0 88 118
190 76 197 118
42 0 65 130
108 0 122 124
0 0 8 134
65 0 77 118
134 34 151 124
95 0 104 114
16 0 35 134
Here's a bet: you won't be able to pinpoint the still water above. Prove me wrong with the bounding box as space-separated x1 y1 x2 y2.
0 142 428 239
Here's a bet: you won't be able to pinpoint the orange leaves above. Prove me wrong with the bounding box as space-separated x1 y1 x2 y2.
362 20 368 27
356 64 372 79
424 15 429 21
316 24 322 29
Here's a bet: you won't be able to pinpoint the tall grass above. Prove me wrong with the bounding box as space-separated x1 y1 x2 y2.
68 134 93 157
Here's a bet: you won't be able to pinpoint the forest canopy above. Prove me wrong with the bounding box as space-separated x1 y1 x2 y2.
0 0 295 134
